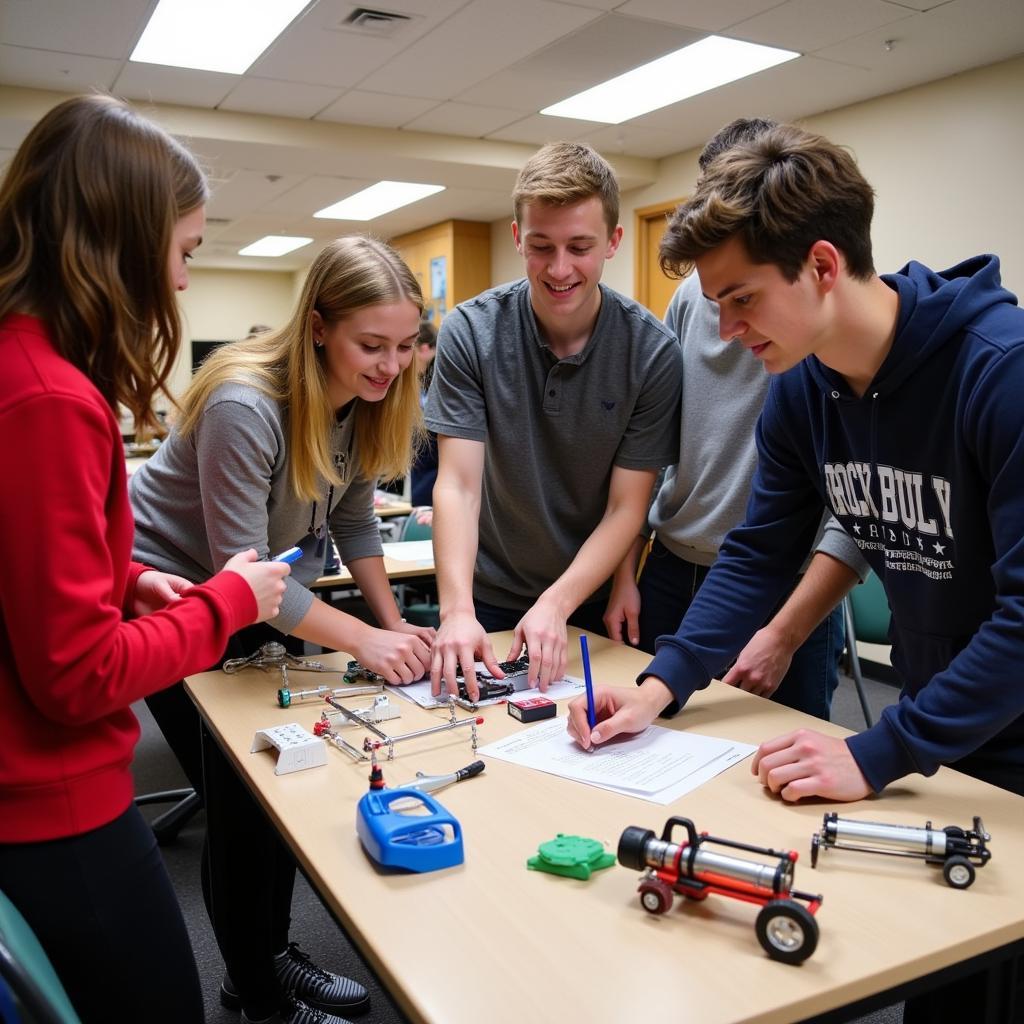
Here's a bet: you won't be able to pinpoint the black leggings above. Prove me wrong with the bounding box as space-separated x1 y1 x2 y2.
0 805 204 1024
145 623 301 1019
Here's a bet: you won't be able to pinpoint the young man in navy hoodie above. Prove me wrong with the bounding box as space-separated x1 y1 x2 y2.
569 121 1024 808
569 121 1024 1020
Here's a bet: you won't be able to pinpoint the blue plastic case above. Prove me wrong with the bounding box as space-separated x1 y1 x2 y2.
356 788 464 873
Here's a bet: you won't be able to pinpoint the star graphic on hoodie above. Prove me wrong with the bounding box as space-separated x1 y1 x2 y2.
852 523 861 535
933 542 946 555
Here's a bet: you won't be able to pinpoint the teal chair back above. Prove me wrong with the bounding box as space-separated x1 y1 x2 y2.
847 568 891 645
396 516 439 627
0 890 81 1024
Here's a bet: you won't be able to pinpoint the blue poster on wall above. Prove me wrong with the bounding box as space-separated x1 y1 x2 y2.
430 256 447 300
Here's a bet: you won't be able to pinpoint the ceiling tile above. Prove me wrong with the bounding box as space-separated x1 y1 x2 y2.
402 101 526 137
316 90 439 128
732 0 912 52
0 0 152 59
0 44 121 93
880 0 954 10
817 0 1024 75
113 63 238 108
485 112 598 146
206 170 309 221
249 0 458 90
357 0 600 100
579 123 691 160
624 54 878 156
545 0 621 8
261 176 373 217
458 14 702 110
219 78 342 118
615 0 783 32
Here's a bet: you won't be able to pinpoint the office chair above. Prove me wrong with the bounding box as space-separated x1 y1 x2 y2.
0 890 82 1024
842 568 892 729
134 788 202 845
396 513 440 628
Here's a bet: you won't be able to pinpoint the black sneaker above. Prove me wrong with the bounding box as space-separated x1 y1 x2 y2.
241 997 356 1024
272 944 370 1015
221 946 369 1017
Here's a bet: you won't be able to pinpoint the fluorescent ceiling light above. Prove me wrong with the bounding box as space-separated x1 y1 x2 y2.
314 182 445 221
238 235 313 257
541 35 799 124
131 0 309 74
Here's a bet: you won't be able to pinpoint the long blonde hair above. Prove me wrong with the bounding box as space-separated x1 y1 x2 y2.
0 94 207 436
178 236 425 501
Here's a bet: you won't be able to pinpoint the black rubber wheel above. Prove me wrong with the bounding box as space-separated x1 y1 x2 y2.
638 878 674 915
617 826 655 870
943 855 975 889
755 900 818 964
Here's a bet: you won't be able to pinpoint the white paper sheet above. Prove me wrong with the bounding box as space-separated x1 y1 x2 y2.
382 540 433 562
477 716 755 804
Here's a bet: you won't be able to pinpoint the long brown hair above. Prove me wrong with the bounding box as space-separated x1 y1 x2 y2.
0 94 207 435
178 236 425 502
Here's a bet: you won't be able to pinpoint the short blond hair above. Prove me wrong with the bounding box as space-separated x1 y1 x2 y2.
512 142 619 234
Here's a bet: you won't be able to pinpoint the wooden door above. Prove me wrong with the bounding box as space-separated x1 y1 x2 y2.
634 199 683 319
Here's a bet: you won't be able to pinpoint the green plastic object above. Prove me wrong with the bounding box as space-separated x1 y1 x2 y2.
527 834 616 880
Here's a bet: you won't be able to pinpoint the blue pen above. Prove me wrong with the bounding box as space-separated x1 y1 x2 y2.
580 634 597 730
272 546 303 564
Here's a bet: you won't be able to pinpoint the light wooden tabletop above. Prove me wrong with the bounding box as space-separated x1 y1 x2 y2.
185 630 1024 1024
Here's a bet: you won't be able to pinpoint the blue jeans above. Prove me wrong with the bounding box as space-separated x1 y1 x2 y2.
636 539 844 721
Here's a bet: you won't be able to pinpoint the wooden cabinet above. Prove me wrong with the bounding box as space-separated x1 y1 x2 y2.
390 220 491 326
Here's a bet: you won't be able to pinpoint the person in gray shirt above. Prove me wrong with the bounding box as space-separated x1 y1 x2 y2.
425 142 681 698
606 120 868 721
129 236 432 1024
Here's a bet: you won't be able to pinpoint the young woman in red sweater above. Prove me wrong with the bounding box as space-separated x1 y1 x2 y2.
0 94 290 1022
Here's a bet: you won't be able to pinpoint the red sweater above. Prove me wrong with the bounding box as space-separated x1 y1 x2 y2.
0 314 256 842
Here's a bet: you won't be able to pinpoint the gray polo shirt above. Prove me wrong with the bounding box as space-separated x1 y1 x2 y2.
424 278 682 608
130 381 383 634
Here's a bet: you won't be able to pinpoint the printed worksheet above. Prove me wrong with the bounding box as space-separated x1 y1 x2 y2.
477 717 755 804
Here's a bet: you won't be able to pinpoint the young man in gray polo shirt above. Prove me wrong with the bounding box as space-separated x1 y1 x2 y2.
425 142 682 699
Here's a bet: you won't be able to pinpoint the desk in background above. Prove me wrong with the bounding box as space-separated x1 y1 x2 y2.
313 541 434 590
185 631 1024 1024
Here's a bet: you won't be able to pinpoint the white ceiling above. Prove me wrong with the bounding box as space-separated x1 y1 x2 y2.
2 0 1023 271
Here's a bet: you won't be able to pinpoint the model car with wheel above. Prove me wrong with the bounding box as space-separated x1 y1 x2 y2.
618 816 823 965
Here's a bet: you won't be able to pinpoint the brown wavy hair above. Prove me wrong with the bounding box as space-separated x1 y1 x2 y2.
178 236 425 502
0 93 207 436
659 122 875 283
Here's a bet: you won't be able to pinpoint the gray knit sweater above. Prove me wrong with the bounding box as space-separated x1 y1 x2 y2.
130 382 383 634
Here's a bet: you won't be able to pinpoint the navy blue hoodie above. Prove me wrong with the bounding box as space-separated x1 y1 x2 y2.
644 255 1024 793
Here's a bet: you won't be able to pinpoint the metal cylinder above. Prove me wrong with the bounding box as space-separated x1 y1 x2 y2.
825 817 946 856
636 837 791 892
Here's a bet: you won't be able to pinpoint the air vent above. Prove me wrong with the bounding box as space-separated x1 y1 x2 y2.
205 217 231 226
338 7 414 37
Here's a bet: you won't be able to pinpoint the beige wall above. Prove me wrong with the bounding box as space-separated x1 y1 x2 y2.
168 267 297 401
489 215 522 289
607 54 1024 302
